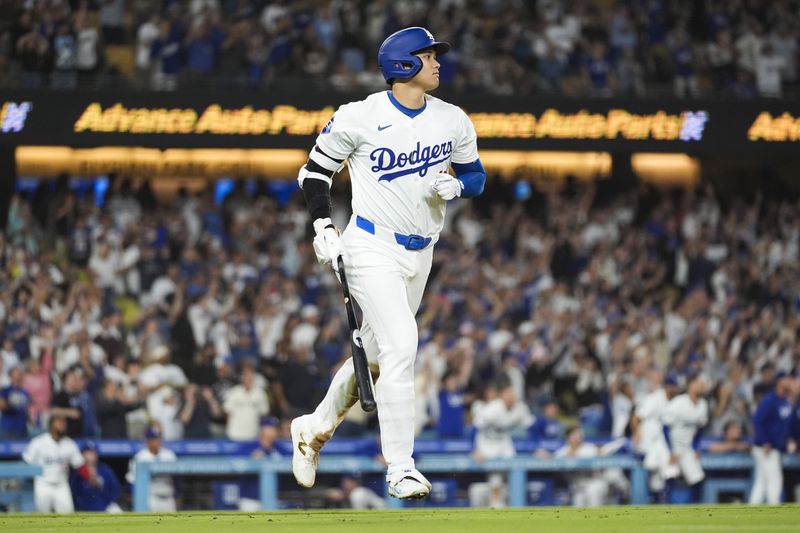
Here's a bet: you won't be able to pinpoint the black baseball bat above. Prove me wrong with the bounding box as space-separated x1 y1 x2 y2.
337 255 377 412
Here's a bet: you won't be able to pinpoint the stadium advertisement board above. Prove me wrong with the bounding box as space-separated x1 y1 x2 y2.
0 89 798 154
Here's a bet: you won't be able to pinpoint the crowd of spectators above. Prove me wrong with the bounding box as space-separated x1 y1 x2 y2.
0 0 798 97
1 172 800 452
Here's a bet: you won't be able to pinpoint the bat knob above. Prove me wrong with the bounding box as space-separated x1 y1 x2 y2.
361 398 377 412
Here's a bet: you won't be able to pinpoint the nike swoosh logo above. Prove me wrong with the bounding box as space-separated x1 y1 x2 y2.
378 124 392 131
298 441 309 456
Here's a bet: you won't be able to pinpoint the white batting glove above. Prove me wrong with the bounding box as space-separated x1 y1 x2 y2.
431 171 463 201
312 217 342 271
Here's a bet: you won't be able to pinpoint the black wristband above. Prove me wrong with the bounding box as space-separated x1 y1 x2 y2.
302 178 332 220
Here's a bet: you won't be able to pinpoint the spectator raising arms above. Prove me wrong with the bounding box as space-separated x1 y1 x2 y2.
3 1 800 97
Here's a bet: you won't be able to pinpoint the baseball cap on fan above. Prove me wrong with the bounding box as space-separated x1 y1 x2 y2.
260 416 280 428
145 426 162 440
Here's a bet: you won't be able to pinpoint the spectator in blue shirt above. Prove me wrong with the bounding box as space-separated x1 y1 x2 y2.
584 42 614 97
749 372 795 505
185 18 223 77
150 20 183 90
670 29 698 98
0 366 30 439
69 442 122 512
529 397 564 446
707 420 750 454
238 417 283 511
437 371 468 439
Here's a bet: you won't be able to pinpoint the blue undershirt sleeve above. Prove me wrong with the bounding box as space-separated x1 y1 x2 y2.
451 159 486 198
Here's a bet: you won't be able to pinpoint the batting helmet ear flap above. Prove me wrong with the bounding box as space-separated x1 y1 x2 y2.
386 56 423 83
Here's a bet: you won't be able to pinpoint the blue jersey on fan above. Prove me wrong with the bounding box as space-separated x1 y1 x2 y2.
437 389 466 438
239 445 282 500
753 390 793 452
0 385 30 438
529 415 564 442
69 462 121 511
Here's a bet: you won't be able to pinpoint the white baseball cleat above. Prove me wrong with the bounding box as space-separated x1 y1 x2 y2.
291 415 320 488
387 468 432 500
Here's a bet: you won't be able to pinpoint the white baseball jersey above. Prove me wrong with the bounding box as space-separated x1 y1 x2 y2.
555 441 601 459
554 442 603 483
312 91 479 238
663 393 708 453
472 398 534 459
554 442 614 507
126 446 177 498
635 388 670 451
22 433 84 484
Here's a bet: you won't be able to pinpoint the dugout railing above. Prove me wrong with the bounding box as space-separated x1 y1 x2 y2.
129 453 800 511
0 463 41 512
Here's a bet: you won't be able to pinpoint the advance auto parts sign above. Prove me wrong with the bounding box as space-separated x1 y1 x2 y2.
747 112 800 142
73 102 708 142
470 109 708 141
73 103 335 135
1 89 798 153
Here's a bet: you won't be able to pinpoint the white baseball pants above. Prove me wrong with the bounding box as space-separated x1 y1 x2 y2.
308 216 433 475
571 477 610 507
749 446 782 504
675 449 705 486
34 480 74 513
149 495 177 512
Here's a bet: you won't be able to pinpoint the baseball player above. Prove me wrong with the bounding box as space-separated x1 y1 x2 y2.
749 372 794 505
631 371 680 500
290 26 485 500
126 426 178 512
662 374 709 503
22 414 88 513
554 426 626 507
469 380 533 507
472 381 534 461
69 442 122 513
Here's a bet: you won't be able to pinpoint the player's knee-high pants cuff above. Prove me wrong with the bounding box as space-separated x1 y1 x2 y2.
311 358 359 440
376 381 416 474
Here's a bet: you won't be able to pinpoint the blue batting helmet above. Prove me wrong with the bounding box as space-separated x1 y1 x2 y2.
378 27 450 83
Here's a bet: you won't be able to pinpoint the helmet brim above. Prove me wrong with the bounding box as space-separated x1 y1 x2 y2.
411 41 451 57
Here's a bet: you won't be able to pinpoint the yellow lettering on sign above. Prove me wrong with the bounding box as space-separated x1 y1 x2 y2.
748 112 800 141
195 105 221 133
71 103 709 141
74 103 103 132
469 108 702 141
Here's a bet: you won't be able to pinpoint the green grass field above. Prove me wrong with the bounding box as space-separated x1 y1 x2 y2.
3 506 799 533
